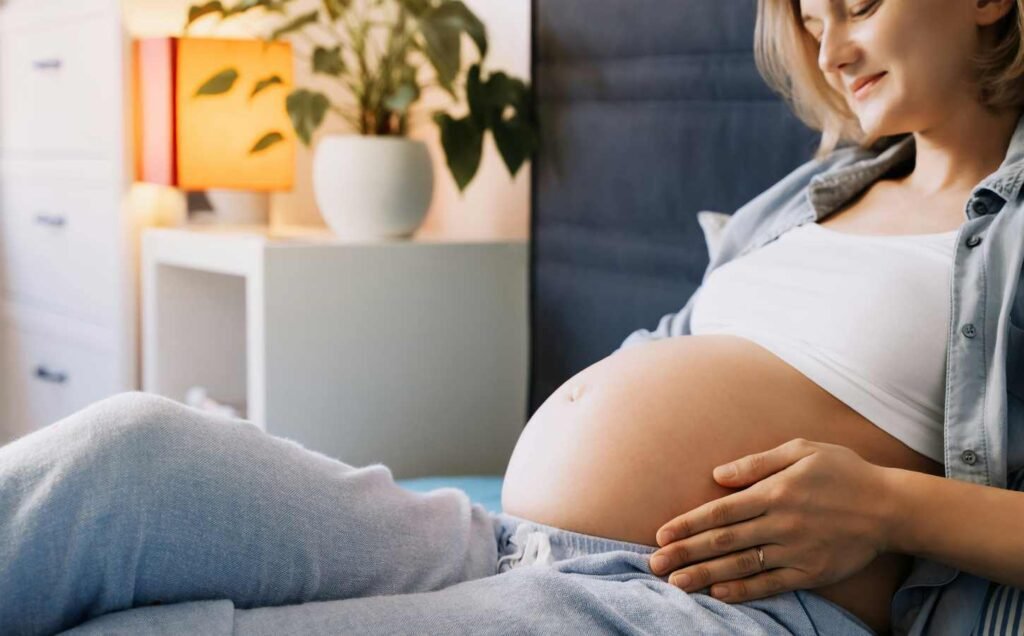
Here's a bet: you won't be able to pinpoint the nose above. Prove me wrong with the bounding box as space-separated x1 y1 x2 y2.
817 22 859 77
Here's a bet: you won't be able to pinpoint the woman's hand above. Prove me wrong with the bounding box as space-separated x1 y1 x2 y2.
648 438 897 603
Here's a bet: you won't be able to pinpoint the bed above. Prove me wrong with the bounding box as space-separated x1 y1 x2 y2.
397 0 820 510
63 0 831 632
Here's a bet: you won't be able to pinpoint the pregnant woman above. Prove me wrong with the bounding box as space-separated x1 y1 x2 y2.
4 0 1024 634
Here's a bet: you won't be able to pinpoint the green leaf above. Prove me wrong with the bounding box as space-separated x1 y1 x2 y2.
434 112 483 192
463 64 539 177
322 0 350 20
286 89 330 145
465 64 488 128
224 0 293 17
383 64 420 114
383 81 419 114
270 9 319 41
465 66 511 130
250 131 285 153
430 1 487 59
487 72 528 107
225 0 260 14
195 68 239 96
418 14 461 95
417 1 488 96
313 45 345 76
492 112 537 176
186 1 225 28
250 75 284 99
491 75 538 175
264 1 292 14
398 0 430 17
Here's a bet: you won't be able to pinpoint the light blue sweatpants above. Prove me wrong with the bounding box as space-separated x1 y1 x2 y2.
0 392 875 635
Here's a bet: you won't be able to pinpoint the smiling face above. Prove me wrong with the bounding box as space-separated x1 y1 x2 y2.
798 0 981 137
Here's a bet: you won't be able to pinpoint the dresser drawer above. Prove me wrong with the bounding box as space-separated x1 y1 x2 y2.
0 0 116 20
0 8 121 159
0 319 119 440
0 173 122 325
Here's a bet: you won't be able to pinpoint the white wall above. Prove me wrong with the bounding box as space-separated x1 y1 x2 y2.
124 0 532 240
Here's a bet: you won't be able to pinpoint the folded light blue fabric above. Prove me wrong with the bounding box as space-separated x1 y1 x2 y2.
3 392 872 636
397 476 504 513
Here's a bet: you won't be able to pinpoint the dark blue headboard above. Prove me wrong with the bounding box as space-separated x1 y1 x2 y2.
527 0 822 416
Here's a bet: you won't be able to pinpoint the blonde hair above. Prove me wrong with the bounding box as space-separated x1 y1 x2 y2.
754 0 1024 160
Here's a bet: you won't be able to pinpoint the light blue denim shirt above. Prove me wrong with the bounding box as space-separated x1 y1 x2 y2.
618 112 1024 635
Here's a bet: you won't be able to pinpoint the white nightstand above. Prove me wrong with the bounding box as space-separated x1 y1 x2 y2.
141 225 529 478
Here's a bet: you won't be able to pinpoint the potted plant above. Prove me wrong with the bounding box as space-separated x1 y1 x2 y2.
186 0 539 239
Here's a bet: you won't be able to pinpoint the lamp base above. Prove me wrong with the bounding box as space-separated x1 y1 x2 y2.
187 190 270 225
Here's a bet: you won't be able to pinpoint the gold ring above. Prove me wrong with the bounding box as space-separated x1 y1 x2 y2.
756 546 766 572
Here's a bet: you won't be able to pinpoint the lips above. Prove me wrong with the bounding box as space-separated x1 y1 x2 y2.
851 72 886 96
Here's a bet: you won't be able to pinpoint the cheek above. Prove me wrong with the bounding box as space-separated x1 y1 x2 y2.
892 15 977 88
867 41 938 104
895 54 968 105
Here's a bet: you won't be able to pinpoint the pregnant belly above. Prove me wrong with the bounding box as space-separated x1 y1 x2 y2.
501 334 944 634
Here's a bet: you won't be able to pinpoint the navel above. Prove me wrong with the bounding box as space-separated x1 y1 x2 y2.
566 383 585 403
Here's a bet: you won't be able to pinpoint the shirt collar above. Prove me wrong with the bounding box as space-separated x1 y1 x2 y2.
806 135 915 220
806 111 1024 220
977 110 1024 204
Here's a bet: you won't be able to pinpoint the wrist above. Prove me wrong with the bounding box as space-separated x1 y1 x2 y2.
877 465 923 555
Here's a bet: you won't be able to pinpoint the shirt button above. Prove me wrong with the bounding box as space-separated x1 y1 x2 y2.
971 199 989 216
961 449 978 465
961 323 977 338
966 235 982 248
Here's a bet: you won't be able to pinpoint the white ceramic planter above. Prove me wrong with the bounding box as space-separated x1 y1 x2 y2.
312 135 435 240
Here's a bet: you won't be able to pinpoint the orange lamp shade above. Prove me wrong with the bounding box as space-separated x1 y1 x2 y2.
134 37 295 191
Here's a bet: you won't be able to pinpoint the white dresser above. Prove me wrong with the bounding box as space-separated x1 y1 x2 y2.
0 0 137 442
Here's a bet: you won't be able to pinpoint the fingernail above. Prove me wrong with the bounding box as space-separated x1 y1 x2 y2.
672 572 692 589
715 465 736 479
711 585 729 599
656 530 673 545
650 555 669 573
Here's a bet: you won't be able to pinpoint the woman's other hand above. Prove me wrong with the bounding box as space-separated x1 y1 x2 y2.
647 438 897 602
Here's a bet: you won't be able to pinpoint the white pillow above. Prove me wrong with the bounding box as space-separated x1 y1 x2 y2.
696 210 732 262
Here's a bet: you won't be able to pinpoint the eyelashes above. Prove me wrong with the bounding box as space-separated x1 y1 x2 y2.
805 0 880 43
850 0 880 18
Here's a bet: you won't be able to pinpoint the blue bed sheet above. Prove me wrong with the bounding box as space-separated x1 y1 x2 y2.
396 475 504 513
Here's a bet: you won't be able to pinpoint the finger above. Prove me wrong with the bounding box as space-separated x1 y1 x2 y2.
712 437 818 488
656 488 768 548
705 567 804 604
666 544 782 593
655 516 770 573
652 517 771 575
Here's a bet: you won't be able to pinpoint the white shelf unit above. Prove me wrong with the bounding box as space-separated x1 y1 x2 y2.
142 226 529 478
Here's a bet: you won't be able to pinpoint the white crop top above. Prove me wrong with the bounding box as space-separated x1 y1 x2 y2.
690 221 958 463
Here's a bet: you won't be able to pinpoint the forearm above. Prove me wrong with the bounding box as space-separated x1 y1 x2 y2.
883 466 1024 587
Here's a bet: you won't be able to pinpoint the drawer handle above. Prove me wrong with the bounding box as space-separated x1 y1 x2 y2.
32 59 63 71
34 365 68 384
34 213 67 228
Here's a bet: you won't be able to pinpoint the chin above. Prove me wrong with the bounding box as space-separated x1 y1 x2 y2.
865 92 926 134
854 105 907 140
